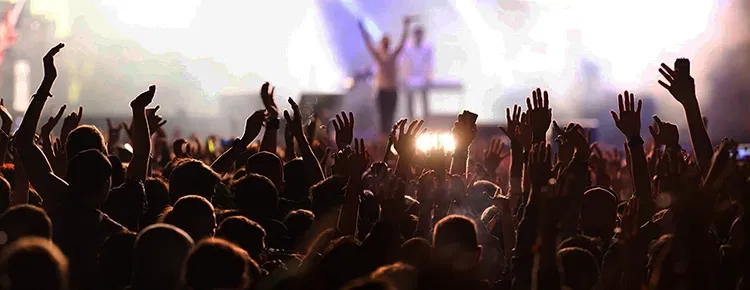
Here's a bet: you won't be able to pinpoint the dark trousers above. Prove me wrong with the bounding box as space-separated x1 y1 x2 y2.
377 89 398 135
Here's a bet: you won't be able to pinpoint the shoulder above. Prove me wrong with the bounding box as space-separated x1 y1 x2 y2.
99 211 130 235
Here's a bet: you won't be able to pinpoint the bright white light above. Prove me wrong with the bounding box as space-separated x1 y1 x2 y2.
13 60 30 112
417 132 456 152
102 0 200 29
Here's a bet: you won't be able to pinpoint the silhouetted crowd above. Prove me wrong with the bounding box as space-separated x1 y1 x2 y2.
0 43 746 290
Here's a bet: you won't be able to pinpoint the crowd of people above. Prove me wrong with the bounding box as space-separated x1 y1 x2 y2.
0 42 746 290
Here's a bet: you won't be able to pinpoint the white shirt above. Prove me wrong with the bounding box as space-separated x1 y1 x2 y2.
401 43 434 88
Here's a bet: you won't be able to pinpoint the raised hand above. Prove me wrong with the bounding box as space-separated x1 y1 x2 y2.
260 82 278 118
554 135 573 165
452 116 477 151
658 62 697 108
105 117 122 145
350 138 370 176
553 121 589 158
283 98 305 139
332 111 355 149
526 88 552 141
173 139 191 159
425 143 450 173
648 116 679 147
392 119 424 159
484 138 508 172
37 43 64 96
610 91 642 138
499 105 522 144
241 110 267 144
131 85 156 109
60 106 83 142
528 141 552 188
146 106 167 135
41 105 67 138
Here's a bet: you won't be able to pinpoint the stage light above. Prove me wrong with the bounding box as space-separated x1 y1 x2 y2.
417 132 456 153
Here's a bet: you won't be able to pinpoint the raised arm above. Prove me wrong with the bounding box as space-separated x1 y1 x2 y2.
259 82 280 154
357 21 385 63
392 16 412 57
499 105 526 216
611 91 656 225
284 98 324 184
211 110 265 174
40 105 67 166
338 138 368 236
657 61 712 177
15 44 68 206
126 86 156 181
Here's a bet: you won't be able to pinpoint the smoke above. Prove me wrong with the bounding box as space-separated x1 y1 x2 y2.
703 0 750 141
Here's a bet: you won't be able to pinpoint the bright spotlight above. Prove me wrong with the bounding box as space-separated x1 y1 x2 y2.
417 133 456 152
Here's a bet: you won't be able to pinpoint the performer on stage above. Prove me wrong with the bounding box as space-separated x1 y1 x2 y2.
401 25 434 119
357 16 412 135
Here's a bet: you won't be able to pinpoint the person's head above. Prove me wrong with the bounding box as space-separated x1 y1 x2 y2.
318 236 364 289
66 125 107 160
282 159 307 201
64 149 112 208
0 237 68 290
558 247 599 290
0 205 52 250
432 215 481 271
98 232 137 289
183 238 253 290
380 34 391 52
580 186 618 239
399 237 431 269
216 216 266 262
283 209 315 245
163 195 216 241
413 26 424 45
0 175 10 213
370 262 417 290
246 151 284 192
467 180 498 214
559 235 601 263
132 224 194 289
168 159 220 202
230 173 279 219
647 234 678 289
143 177 171 226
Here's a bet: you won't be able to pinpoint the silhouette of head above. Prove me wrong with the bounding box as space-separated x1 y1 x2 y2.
580 186 618 240
0 205 52 249
432 215 481 271
559 247 599 290
230 173 279 219
66 125 107 160
380 34 391 52
246 152 284 192
0 237 69 290
215 216 266 262
399 237 431 269
163 195 216 241
168 159 220 202
142 177 171 227
371 262 417 290
283 209 315 247
319 236 364 289
282 158 307 201
183 238 252 290
132 224 194 289
64 149 112 208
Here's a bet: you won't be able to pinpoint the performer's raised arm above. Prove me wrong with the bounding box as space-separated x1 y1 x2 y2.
392 16 412 57
358 21 384 63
